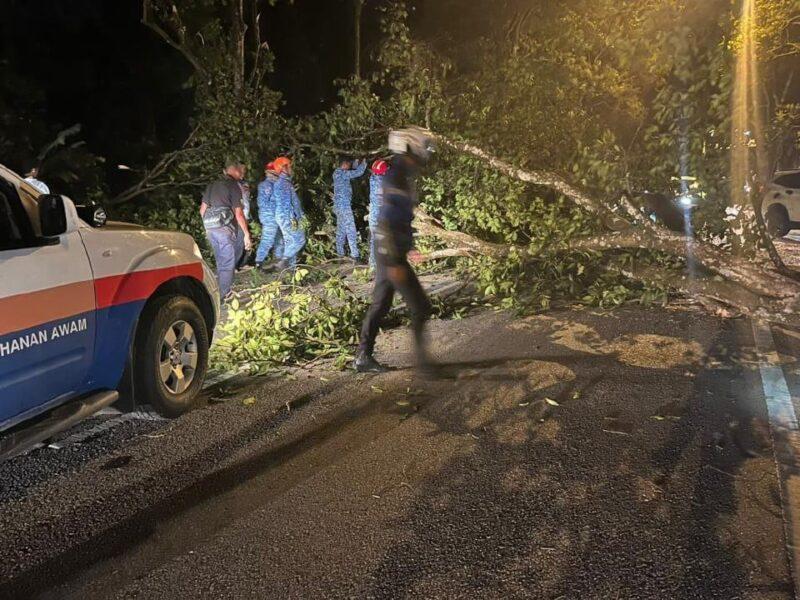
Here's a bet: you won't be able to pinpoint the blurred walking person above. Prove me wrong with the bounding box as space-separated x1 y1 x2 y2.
355 128 436 374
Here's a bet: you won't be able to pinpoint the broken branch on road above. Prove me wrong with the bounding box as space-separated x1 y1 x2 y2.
417 133 800 324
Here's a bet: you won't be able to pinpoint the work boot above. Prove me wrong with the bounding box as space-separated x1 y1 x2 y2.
354 350 388 373
259 260 278 273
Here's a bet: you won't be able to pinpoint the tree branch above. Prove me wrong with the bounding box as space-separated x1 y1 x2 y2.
142 0 206 75
108 125 203 206
432 133 628 225
417 132 800 322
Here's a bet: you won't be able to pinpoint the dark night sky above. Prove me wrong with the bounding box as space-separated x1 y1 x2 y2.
0 0 504 189
0 0 424 178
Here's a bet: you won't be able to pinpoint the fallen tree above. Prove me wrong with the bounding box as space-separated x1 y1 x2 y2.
416 134 800 324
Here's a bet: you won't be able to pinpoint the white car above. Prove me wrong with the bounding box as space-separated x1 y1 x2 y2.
0 164 220 459
763 169 800 238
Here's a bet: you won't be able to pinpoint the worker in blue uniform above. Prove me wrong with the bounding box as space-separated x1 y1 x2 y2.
271 157 306 271
332 157 367 261
255 161 284 268
368 159 389 270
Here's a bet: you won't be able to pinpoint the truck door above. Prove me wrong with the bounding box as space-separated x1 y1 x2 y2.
0 178 96 431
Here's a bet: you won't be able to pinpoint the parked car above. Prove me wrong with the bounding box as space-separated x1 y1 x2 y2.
638 191 690 233
74 197 108 228
0 164 219 459
763 169 800 238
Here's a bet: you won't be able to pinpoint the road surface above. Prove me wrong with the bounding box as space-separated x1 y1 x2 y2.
0 305 797 599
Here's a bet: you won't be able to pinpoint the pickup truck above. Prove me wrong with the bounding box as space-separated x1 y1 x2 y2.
0 164 219 459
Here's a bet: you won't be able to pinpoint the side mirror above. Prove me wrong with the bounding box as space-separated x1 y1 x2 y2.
38 194 67 237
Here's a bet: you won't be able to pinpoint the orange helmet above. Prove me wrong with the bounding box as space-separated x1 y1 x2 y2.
273 157 292 174
371 159 389 176
265 161 275 172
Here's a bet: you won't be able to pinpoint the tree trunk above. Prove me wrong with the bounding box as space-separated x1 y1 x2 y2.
354 0 364 78
232 0 246 95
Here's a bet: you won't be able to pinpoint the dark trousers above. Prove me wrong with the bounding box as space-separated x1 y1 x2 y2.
359 258 432 355
207 225 243 298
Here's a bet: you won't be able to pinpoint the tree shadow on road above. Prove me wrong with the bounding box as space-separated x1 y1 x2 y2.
360 315 792 599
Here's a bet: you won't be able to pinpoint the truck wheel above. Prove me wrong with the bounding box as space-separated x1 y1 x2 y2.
766 204 791 238
134 295 209 418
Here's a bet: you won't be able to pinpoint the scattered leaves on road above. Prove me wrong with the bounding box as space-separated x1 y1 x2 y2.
242 396 257 407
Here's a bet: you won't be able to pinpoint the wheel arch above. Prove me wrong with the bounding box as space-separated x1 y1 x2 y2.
145 276 217 342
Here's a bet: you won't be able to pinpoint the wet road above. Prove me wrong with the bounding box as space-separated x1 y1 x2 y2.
0 306 797 598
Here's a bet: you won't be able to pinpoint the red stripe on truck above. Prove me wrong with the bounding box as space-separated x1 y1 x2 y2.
94 262 204 309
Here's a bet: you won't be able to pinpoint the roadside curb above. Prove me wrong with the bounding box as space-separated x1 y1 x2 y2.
752 319 800 598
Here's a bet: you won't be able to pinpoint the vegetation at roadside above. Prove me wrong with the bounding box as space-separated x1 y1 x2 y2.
212 268 369 374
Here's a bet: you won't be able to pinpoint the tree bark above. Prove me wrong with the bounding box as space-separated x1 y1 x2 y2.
232 0 247 95
354 0 365 79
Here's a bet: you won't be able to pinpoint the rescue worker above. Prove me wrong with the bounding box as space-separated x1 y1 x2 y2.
355 128 436 374
237 162 253 221
332 157 367 261
368 159 389 269
271 157 306 271
200 161 252 300
255 161 284 268
235 162 253 270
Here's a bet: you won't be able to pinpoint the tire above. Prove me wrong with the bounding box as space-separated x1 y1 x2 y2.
133 295 209 418
765 204 791 238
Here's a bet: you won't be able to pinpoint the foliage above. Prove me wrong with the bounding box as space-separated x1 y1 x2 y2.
212 269 369 373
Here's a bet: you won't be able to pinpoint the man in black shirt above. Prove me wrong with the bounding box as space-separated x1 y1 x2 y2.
200 161 252 300
355 128 436 374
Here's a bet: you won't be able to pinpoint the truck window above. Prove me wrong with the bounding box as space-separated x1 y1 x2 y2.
17 184 42 237
0 190 24 246
775 173 800 189
0 179 36 249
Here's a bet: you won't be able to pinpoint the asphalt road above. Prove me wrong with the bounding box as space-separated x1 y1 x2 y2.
0 305 797 599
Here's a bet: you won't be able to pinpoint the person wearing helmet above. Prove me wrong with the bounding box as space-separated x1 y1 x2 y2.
332 157 368 262
355 127 436 374
271 157 307 271
368 159 389 269
255 161 285 268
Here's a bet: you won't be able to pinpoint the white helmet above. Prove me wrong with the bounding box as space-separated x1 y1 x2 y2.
388 126 435 164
